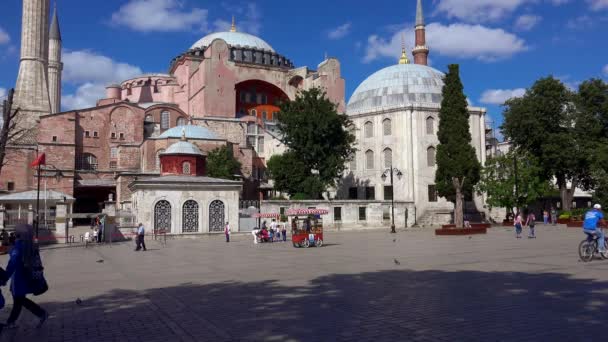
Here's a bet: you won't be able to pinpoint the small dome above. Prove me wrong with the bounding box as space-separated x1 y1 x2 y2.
347 64 445 115
190 31 274 52
161 141 204 156
159 125 219 140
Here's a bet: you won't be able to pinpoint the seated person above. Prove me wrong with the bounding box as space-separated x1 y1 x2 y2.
260 227 269 242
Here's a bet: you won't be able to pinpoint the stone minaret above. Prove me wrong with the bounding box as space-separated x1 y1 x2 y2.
48 4 62 114
13 0 51 129
412 0 429 66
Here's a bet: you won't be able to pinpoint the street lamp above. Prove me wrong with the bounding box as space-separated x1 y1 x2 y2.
381 167 403 234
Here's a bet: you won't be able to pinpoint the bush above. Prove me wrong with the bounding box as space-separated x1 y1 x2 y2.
558 213 571 220
291 193 310 200
280 214 288 222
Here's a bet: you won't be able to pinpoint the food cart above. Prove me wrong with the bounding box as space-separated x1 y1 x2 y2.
287 208 328 248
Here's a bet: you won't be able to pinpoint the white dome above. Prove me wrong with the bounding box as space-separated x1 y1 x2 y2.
161 141 204 156
190 31 274 52
347 64 445 115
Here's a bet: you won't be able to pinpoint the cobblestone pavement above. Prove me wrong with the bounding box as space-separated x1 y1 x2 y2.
0 225 607 342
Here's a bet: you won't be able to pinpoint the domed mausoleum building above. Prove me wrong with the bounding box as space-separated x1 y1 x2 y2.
338 0 488 227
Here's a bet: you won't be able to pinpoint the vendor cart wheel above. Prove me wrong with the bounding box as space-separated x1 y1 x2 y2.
293 242 299 248
303 239 310 248
316 239 323 247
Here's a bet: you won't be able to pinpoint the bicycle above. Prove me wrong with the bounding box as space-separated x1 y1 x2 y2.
579 228 608 262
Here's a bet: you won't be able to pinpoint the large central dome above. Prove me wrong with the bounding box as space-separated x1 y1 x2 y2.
347 64 444 115
190 31 275 52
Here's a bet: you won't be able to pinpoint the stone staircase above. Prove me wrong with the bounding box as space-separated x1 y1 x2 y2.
416 202 488 228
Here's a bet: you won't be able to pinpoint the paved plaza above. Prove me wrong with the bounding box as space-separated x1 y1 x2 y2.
0 225 607 342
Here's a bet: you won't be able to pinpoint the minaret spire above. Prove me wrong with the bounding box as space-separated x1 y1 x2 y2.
398 33 410 64
48 0 63 113
13 0 52 130
230 16 236 32
412 0 429 66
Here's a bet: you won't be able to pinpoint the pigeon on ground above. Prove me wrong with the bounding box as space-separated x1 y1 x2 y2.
96 259 104 263
393 239 397 242
76 298 83 305
394 259 401 265
468 236 472 239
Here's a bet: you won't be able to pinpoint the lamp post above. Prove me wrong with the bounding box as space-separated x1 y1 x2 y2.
382 166 403 234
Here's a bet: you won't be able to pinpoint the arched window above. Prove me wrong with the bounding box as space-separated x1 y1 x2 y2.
126 85 132 96
154 200 171 233
182 200 199 233
365 150 374 170
251 109 257 117
426 117 435 135
427 146 436 167
245 92 251 103
77 153 98 170
183 161 191 175
155 149 165 170
262 111 267 121
383 119 392 136
161 111 170 129
364 121 374 138
144 114 153 122
209 200 225 232
176 117 186 126
383 148 392 168
350 153 357 170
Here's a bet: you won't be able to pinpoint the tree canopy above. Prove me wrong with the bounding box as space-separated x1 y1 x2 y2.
268 87 355 198
476 151 552 218
435 64 481 227
501 76 606 210
206 145 242 180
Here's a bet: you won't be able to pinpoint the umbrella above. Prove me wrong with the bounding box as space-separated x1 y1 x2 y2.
286 209 329 216
253 213 281 218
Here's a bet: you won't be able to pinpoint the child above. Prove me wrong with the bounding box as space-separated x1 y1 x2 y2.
543 210 549 225
526 212 536 238
514 212 523 239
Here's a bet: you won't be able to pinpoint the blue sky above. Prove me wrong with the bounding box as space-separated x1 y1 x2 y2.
1 0 607 132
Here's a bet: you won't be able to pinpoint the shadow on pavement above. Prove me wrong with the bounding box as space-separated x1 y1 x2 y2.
2 269 605 342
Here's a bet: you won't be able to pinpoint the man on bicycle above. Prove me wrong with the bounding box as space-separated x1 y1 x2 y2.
583 204 606 253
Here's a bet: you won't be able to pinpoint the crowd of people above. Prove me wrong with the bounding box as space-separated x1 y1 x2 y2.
251 219 287 244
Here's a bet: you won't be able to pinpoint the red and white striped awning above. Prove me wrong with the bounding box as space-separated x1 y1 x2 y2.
253 213 281 218
286 209 329 216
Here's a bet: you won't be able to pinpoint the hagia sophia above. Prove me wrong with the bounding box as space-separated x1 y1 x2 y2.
0 0 489 233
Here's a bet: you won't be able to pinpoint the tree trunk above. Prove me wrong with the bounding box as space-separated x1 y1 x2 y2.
559 178 577 212
452 177 465 228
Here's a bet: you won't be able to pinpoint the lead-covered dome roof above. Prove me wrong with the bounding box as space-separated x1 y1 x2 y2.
347 64 445 115
161 141 204 156
190 31 274 52
159 125 219 140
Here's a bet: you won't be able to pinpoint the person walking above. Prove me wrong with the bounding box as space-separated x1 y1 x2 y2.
2 224 49 329
514 211 523 239
543 209 549 225
135 223 147 251
281 222 287 242
251 227 259 244
526 211 537 238
550 207 557 225
224 222 230 243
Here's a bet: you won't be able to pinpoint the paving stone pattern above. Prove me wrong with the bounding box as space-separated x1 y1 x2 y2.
0 225 607 342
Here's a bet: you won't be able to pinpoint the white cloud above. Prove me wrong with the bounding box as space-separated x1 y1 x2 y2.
62 83 107 110
111 0 208 32
0 27 9 45
212 3 262 35
480 88 526 105
63 50 142 84
567 15 595 29
604 65 608 75
327 23 352 40
0 87 6 99
435 0 532 23
61 50 144 110
588 0 608 10
364 23 528 63
515 14 542 30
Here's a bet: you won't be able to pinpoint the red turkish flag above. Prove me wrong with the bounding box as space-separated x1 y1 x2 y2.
31 153 46 168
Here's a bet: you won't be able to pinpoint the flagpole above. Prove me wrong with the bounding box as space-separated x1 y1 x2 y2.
36 162 41 240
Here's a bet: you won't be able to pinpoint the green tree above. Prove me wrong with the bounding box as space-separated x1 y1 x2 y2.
266 152 324 199
270 87 355 198
502 76 595 211
476 151 552 219
435 64 481 228
206 145 241 180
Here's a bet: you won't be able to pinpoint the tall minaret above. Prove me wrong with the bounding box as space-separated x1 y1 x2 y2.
13 0 51 130
412 0 429 66
48 3 62 114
